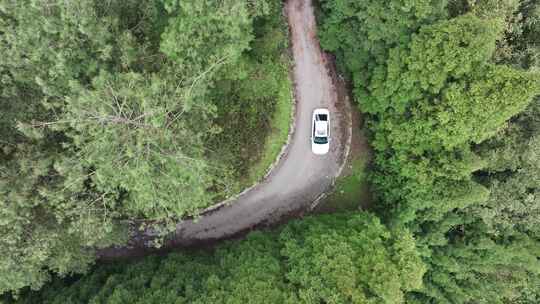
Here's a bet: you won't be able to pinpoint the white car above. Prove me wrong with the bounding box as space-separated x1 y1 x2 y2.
311 108 330 155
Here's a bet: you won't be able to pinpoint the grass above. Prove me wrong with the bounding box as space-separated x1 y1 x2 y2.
318 155 368 212
243 65 292 186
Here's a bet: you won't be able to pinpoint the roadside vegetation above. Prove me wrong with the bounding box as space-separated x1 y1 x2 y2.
205 4 293 190
2 0 540 303
317 156 368 212
10 213 424 304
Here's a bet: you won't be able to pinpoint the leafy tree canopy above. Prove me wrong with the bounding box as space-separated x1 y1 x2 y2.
318 0 540 303
0 0 287 294
11 213 425 304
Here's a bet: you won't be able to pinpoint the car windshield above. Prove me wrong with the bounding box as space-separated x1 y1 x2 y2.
314 136 328 144
316 114 328 121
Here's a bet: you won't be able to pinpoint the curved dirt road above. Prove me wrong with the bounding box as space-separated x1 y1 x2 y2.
99 0 351 258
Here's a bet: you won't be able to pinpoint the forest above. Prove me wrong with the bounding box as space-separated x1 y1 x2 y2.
0 0 291 294
1 0 540 303
317 0 540 302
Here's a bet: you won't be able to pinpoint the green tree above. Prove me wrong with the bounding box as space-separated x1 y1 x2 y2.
366 14 539 225
10 213 425 304
280 214 425 304
318 1 540 303
0 0 145 293
0 0 283 294
64 71 218 219
160 0 258 72
318 0 447 107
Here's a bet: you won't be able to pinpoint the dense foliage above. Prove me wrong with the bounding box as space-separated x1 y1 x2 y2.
318 0 540 303
11 213 424 304
4 0 540 302
0 0 290 294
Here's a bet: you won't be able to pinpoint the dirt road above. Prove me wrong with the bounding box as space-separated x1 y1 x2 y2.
98 0 351 258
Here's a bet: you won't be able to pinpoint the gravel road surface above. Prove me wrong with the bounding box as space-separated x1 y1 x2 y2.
98 0 351 258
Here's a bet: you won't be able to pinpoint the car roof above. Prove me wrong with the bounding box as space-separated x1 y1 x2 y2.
315 121 328 136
